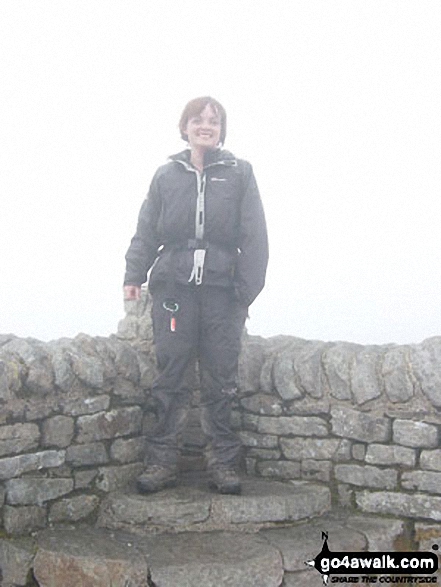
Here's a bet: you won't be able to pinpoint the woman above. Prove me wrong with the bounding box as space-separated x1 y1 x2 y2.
124 96 268 494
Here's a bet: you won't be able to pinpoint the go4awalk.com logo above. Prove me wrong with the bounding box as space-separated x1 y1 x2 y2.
305 532 439 585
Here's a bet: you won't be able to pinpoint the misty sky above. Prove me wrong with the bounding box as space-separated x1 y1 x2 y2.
1 0 440 345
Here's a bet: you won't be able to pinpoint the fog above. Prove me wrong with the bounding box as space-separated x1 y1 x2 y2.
1 0 440 345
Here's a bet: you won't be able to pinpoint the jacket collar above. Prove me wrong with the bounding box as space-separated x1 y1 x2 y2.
169 148 237 169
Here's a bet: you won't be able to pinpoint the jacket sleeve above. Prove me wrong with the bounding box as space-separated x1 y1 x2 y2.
234 162 269 306
123 171 162 286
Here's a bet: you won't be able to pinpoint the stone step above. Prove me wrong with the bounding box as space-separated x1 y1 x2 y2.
97 476 332 535
2 512 414 586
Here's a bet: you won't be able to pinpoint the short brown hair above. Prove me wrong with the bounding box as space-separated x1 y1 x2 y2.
179 96 227 145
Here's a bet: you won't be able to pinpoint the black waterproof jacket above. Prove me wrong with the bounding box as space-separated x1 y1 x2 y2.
124 148 269 307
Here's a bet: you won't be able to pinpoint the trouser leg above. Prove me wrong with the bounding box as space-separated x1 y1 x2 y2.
148 287 198 468
198 287 248 470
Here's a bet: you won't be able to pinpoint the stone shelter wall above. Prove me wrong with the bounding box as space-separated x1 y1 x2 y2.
1 291 441 537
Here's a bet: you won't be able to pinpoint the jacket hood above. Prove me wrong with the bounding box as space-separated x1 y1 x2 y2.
168 148 237 167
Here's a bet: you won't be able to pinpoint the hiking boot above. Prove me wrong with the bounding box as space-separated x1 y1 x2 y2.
208 468 241 494
136 464 177 494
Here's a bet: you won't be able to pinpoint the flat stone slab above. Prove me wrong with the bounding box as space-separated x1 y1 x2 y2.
137 531 284 587
33 526 149 587
97 478 331 534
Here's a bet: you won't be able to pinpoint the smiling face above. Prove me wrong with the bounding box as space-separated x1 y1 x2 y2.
184 103 222 152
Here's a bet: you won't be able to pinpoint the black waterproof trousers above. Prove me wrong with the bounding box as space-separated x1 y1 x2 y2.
147 283 248 470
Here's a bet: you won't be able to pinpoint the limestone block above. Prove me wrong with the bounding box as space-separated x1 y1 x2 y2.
59 394 110 416
6 478 74 505
283 570 321 586
2 338 54 395
50 347 76 392
49 494 100 522
76 407 143 443
301 459 332 482
411 337 441 408
382 345 415 402
95 462 144 492
352 443 366 461
33 526 149 587
258 415 328 436
239 431 279 449
3 505 47 535
402 470 441 494
109 337 140 383
257 460 301 479
285 398 331 415
346 515 404 551
365 444 416 467
272 349 303 400
70 351 104 389
322 342 363 400
0 537 36 585
139 531 283 587
331 406 391 442
0 352 25 401
334 464 398 489
42 416 74 448
74 469 98 489
356 490 441 520
0 450 66 481
281 437 350 461
240 393 283 416
66 442 109 466
112 376 146 403
420 449 441 471
0 423 40 457
393 419 439 448
110 437 146 463
293 341 330 399
351 347 383 404
242 413 259 431
262 515 366 572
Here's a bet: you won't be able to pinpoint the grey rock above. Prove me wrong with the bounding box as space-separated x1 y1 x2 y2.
337 483 354 508
294 341 329 399
0 484 5 506
411 337 441 407
258 415 328 436
3 505 47 535
393 419 439 448
401 470 441 494
242 413 260 431
49 494 100 522
382 345 415 402
95 462 144 492
70 351 105 389
66 442 109 466
257 460 301 479
280 437 350 461
239 431 279 449
212 479 330 525
262 514 367 572
109 337 140 384
346 514 404 550
6 477 74 505
272 349 303 400
238 336 266 393
420 449 441 471
351 347 383 405
414 522 441 552
112 376 146 403
24 397 58 421
335 464 398 489
74 469 98 489
0 423 40 457
33 526 149 587
323 342 363 400
283 570 321 587
60 394 110 416
365 444 416 467
139 531 283 587
240 392 283 416
76 407 143 443
110 437 146 463
2 338 54 395
98 487 211 533
248 448 282 459
352 443 366 461
301 459 332 482
0 352 24 400
42 415 74 448
331 406 391 442
285 398 331 415
0 537 36 586
356 490 441 520
0 450 66 481
50 347 76 392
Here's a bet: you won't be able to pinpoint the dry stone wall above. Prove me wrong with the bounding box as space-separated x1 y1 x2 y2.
1 290 441 537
